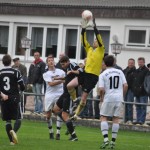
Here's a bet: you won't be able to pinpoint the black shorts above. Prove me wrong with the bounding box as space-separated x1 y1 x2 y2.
1 99 22 121
82 72 98 93
78 72 84 87
56 92 71 113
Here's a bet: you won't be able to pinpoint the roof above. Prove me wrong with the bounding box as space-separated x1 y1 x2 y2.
0 0 150 8
0 0 150 19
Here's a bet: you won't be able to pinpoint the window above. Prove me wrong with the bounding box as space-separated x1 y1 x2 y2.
128 30 146 45
15 26 27 55
126 27 150 48
65 29 77 59
31 27 43 56
46 28 58 57
0 26 9 54
99 30 110 54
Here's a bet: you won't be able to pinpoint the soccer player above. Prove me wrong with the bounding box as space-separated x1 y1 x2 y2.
0 54 25 145
71 18 105 120
98 55 128 149
43 56 65 140
53 56 82 141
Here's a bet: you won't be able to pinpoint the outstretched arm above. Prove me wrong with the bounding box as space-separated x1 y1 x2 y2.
93 18 104 48
81 28 91 53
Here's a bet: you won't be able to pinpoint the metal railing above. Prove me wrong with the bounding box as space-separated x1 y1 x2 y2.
22 92 150 123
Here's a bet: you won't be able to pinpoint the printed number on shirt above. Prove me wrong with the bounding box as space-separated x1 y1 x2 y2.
109 76 119 89
3 76 10 91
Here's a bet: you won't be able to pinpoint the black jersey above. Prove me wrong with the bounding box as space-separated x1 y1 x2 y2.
65 62 83 85
63 62 83 93
0 66 25 96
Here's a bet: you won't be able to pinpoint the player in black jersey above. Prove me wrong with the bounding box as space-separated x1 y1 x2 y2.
53 56 83 141
0 54 25 145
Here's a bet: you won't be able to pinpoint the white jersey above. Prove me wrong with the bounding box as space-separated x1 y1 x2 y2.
43 68 65 111
99 67 127 102
43 68 65 95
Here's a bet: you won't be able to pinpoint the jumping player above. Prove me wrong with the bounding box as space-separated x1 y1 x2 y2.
53 56 82 141
71 18 105 120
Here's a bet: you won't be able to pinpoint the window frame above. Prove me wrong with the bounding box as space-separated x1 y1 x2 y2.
45 27 59 58
62 25 79 61
13 23 29 60
14 26 28 56
28 24 59 61
125 26 150 49
0 22 9 58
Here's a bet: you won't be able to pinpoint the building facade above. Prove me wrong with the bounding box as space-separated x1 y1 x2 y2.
0 0 150 69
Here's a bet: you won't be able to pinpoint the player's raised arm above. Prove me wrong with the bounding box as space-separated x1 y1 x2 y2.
93 18 104 48
81 19 91 52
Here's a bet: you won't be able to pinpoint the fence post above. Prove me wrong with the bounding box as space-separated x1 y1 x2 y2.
123 102 126 123
22 92 25 113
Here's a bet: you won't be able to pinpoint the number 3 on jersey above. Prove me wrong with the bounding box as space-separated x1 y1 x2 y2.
109 76 119 89
3 76 10 91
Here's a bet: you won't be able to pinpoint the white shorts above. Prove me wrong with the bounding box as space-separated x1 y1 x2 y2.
100 101 122 117
45 94 62 112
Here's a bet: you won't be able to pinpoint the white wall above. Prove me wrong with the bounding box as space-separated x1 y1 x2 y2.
0 15 150 71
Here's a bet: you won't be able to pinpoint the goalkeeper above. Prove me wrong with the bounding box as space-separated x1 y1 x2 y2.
70 18 105 120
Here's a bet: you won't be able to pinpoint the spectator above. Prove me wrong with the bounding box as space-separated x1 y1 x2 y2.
132 57 149 125
56 52 65 70
144 63 150 97
28 51 46 115
113 57 122 70
147 63 150 70
12 58 27 113
123 58 136 124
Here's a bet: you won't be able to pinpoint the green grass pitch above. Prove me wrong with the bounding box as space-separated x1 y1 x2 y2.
0 120 150 150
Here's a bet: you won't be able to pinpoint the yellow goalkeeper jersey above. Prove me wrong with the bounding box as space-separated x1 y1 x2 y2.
81 28 105 76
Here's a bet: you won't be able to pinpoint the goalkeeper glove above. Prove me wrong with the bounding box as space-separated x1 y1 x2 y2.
87 18 96 28
80 19 89 28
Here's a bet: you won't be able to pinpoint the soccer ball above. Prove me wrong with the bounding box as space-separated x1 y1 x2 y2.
81 10 93 21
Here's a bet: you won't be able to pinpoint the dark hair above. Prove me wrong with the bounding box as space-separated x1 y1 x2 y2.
34 51 41 56
138 57 145 62
46 55 54 63
2 54 12 66
147 63 150 68
47 54 54 58
104 55 114 67
60 56 69 63
104 53 108 58
13 57 20 62
128 58 135 62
